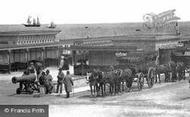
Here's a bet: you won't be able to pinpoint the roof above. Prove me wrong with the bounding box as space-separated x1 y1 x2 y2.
56 22 187 41
0 21 190 39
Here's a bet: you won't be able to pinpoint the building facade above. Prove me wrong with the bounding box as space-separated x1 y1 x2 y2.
0 25 61 72
55 22 183 74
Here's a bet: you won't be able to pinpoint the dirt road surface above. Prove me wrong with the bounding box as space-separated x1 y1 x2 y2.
0 71 190 117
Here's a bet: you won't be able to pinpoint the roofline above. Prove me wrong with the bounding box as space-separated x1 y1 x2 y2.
59 33 180 42
0 30 61 36
0 43 61 51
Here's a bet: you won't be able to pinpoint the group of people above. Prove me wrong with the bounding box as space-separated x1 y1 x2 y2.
56 68 74 98
27 62 74 98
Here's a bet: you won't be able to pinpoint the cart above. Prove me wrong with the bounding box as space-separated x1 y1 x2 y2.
116 51 157 90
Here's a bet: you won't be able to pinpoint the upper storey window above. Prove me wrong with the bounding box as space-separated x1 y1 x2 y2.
16 35 55 45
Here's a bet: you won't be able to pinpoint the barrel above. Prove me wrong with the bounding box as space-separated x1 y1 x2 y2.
12 74 36 84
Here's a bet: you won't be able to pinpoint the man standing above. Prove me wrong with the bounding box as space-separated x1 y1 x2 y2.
28 62 36 74
56 68 64 94
45 69 53 94
64 71 73 98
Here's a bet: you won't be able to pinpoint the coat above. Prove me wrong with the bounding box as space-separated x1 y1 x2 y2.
57 71 64 83
45 74 53 87
63 75 73 92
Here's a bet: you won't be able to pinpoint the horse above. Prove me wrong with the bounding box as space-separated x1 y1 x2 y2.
155 61 176 83
86 71 99 97
102 70 117 95
118 68 133 92
95 70 107 96
176 62 186 81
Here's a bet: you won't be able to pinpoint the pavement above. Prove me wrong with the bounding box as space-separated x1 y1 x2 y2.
1 69 190 117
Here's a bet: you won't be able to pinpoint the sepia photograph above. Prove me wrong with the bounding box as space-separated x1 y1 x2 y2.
0 0 190 117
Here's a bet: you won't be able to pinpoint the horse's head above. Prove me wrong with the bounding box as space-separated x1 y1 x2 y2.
86 72 92 81
114 69 122 77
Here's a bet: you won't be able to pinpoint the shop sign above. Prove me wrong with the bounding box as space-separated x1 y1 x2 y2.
155 42 183 50
62 50 71 55
143 9 180 29
115 52 128 57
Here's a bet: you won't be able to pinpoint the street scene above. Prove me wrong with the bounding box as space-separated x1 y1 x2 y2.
1 0 190 117
0 68 190 117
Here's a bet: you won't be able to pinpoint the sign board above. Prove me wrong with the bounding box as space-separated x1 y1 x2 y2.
155 41 183 50
143 9 180 30
185 51 190 56
62 50 71 55
115 52 128 57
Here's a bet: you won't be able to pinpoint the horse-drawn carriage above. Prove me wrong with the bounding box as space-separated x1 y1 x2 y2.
153 47 187 83
86 51 157 97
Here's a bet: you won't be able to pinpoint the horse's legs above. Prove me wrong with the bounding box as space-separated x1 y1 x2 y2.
100 83 104 96
122 80 124 91
110 83 113 95
100 84 103 96
165 72 169 82
155 74 158 83
183 70 186 80
104 83 106 95
93 85 96 96
114 81 118 94
155 72 158 83
95 83 98 96
113 82 116 95
118 80 121 93
109 84 111 95
179 72 182 81
109 83 112 95
90 84 93 96
158 73 161 83
164 73 167 82
95 83 99 96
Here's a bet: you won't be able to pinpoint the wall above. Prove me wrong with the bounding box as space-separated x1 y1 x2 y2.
88 51 118 66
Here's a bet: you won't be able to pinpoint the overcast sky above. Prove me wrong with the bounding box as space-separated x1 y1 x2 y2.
0 0 189 24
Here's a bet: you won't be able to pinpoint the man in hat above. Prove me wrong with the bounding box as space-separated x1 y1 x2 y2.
64 71 73 98
56 68 64 94
27 62 36 74
45 69 53 94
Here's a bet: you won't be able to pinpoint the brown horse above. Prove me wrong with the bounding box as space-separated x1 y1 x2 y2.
116 68 133 92
102 71 116 95
86 72 99 97
155 61 176 83
176 62 186 81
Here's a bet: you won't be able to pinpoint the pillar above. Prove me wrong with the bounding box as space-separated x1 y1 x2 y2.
44 47 47 67
72 50 76 66
57 46 60 67
41 47 45 67
25 48 29 66
8 50 11 74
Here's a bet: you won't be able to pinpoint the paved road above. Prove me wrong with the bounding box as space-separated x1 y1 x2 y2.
0 72 190 117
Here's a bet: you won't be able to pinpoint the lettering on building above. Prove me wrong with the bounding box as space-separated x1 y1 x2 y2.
143 9 180 31
115 52 128 57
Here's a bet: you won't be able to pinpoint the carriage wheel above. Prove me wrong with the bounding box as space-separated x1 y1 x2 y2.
16 88 21 94
137 73 144 91
147 67 155 88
